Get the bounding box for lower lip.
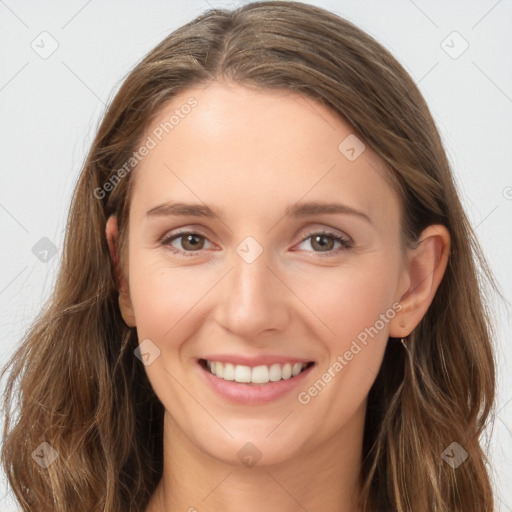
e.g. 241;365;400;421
199;361;315;405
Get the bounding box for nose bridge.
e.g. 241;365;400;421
215;240;288;336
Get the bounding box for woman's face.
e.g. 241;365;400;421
117;80;410;466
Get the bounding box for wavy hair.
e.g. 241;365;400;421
1;2;496;511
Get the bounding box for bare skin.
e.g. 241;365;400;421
106;80;450;512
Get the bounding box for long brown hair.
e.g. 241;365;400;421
1;2;497;511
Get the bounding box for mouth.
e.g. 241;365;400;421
199;358;315;385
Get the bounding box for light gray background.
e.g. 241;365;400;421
1;0;511;510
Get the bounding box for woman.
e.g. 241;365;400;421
1;2;496;511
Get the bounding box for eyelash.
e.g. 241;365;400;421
159;229;353;258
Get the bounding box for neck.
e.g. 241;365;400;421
147;404;366;512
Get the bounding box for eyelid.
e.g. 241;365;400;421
160;229;215;256
293;229;352;257
159;225;353;257
298;226;353;245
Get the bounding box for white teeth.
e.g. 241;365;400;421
223;363;235;380
251;365;269;384
282;363;292;379
234;365;252;383
269;363;282;381
205;360;309;384
292;362;303;377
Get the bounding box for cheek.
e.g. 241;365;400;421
127;250;220;354
295;261;399;346
291;264;398;437
292;259;399;405
126;255;217;406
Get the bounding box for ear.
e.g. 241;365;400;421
389;224;450;337
105;215;136;328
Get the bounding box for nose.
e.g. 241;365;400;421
214;247;290;340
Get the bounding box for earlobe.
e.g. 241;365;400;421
105;215;136;328
389;224;450;338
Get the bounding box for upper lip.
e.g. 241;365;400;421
199;354;314;367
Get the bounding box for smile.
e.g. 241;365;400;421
201;359;314;385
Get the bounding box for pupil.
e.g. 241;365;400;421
184;235;202;250
314;235;332;251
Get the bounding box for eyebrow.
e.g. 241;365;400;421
145;200;372;224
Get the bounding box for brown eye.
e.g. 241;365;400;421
179;234;205;251
161;232;211;256
310;234;336;252
297;230;352;256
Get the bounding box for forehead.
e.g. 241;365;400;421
129;80;398;227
